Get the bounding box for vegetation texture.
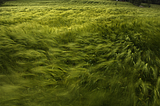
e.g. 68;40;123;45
0;0;160;106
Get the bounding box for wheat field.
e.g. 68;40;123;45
0;0;160;106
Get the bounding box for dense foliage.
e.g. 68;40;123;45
0;0;160;106
0;0;13;6
129;0;150;6
143;0;160;4
129;0;160;6
0;0;4;5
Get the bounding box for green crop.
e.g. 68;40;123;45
0;0;160;106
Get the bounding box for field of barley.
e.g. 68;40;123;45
0;0;160;106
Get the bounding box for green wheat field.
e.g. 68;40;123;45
0;0;160;106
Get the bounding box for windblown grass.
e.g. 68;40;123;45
0;0;160;106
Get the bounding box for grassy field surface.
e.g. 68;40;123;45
0;0;160;106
